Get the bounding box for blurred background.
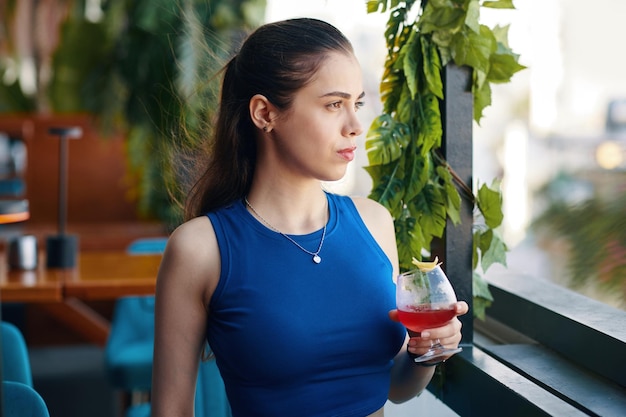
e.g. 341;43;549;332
1;0;624;415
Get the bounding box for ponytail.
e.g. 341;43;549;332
184;55;256;220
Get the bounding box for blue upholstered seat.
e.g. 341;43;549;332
125;237;169;255
1;322;50;416
2;380;50;417
1;321;33;387
194;359;232;416
112;359;232;417
104;295;155;391
104;238;166;415
104;237;167;392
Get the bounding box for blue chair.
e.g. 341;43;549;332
126;237;169;255
1;323;50;416
115;358;232;417
1;321;33;387
104;295;155;392
104;237;166;414
194;359;232;417
2;380;50;417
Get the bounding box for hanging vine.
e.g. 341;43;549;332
365;0;525;318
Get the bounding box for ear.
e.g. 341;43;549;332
249;94;277;133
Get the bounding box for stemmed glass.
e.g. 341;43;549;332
396;258;463;363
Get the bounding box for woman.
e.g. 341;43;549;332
151;17;468;417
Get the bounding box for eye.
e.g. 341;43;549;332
355;101;365;111
328;101;342;109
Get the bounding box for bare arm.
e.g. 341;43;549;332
351;196;467;403
151;216;221;417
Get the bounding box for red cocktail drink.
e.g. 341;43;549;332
397;305;456;333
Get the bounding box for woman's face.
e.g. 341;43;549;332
268;51;365;182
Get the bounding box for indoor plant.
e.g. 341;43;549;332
365;0;525;317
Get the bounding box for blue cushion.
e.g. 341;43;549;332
126;237;167;255
1;321;33;387
3;381;50;417
125;402;151;417
104;296;155;391
121;360;232;417
195;359;232;417
104;236;166;392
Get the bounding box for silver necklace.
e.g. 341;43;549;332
244;197;327;264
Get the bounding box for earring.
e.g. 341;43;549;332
263;125;268;132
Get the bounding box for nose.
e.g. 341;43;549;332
344;110;363;137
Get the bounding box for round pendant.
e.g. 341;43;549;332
313;255;321;264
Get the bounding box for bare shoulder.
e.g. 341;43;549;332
167;216;217;254
158;215;221;304
349;196;398;274
350;195;394;225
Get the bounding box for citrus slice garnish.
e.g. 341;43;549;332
411;256;442;272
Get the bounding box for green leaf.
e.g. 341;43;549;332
482;0;515;9
473;271;494;302
420;2;466;34
402;29;421;99
465;0;481;34
382;5;409;53
487;52;526;84
477;182;504;228
491;24;512;49
366;165;405;216
396;214;427;272
403;151;430;202
473;73;492;122
421;37;444;99
472;230;481;270
397;84;414;122
480;230;508;272
432;28;455;50
450;25;494;74
437;165;461;224
411;185;447;240
366;0;385;13
416;94;443;154
380;65;405;113
472;272;494;320
365;114;411;165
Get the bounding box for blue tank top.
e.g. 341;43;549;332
206;193;406;416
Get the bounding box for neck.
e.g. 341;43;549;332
245;185;328;235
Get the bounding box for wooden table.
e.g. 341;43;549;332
0;250;162;345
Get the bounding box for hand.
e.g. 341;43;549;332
389;301;469;358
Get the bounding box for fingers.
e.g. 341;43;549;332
412;316;463;350
388;309;399;322
455;301;469;316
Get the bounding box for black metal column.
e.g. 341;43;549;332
440;64;474;344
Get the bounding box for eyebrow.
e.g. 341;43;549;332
320;91;366;100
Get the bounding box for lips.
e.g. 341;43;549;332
338;146;357;162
